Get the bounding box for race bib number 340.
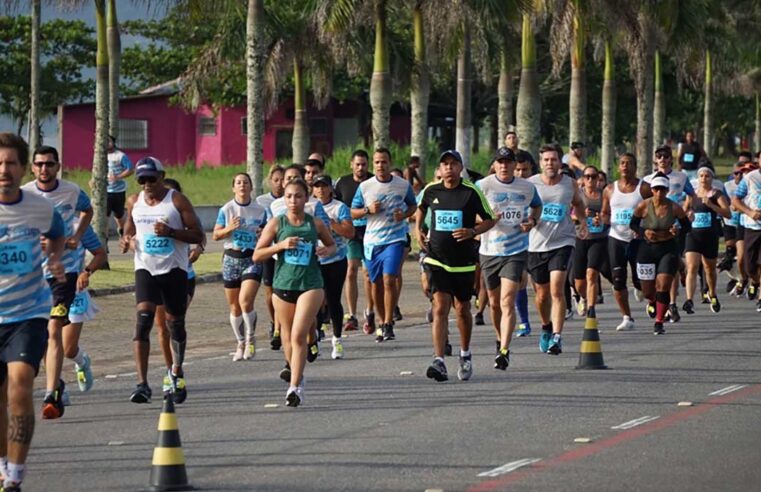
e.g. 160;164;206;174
0;240;34;275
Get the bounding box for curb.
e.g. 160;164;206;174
90;272;223;297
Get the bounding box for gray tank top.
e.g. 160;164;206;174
579;189;608;240
528;174;577;252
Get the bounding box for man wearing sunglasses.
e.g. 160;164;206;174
21;146;93;420
120;157;204;404
643;145;694;323
721;162;754;296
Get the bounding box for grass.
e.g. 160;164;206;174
89;251;222;290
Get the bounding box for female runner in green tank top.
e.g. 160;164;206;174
254;179;336;407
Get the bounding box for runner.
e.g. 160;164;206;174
106;135;134;237
253;179;336;406
683;167;730;313
21;145;93;420
630;172;692;334
390;167;410;322
213;173;267;361
333;151;372;334
416;150;496;381
476;147;541;370
351;148;417;342
0;132;66;492
513;155;536;335
120;157;204;404
731;162;761;310
312;174;354;359
600;153;652;331
256;165;285;349
723;163;753;296
528;145;588;355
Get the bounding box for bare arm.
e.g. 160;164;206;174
331;218;355;239
120;194;138;253
571;185;588;238
164;192;204;244
315;219;337;258
600;184;613;225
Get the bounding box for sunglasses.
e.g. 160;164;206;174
655;153;671;159
583;174;598;179
33;161;58;168
137;176;158;184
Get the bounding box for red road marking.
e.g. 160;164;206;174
469;383;761;492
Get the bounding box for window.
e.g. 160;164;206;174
117;119;148;150
276;130;293;160
310;117;328;136
199;117;217;136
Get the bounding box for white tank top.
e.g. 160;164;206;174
609;180;643;243
133;189;189;275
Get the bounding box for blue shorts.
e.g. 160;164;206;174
365;242;404;283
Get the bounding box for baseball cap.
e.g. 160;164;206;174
650;175;669;189
492;147;516;162
655;145;672;156
305;158;324;168
312;174;333;187
571;141;585;150
135;156;164;177
439;150;463;164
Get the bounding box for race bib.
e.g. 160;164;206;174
612;208;633;226
636;263;656;281
693;212;712;229
0;240;34;275
541;203;567;223
683;153;694;163
284;241;313;266
586;217;604;234
232;229;255;250
143;233;175;256
727;210;740;226
435;210;463;231
70;290;89;315
498;207;523;225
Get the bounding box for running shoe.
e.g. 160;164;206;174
343;314;358;332
474;312;485;326
717;254;733;272
270;329;282;351
756;299;761;313
2;482;21;491
653;322;666;335
682;299;695;315
61;387;71;407
495;339;501;354
701;290;710;304
75;353;94;392
167;370;187;404
445;341;452;357
286;385;304;407
363;311;376;335
667;303;681;323
457;355;473;381
279;363;291;383
646;302;656;319
425;307;433;323
633;288;644;302
547;334;563;355
375;327;384;343
539;330;552;353
393;306;403;321
726;279;738;294
233;342;245;361
162;372;172;394
596;293;604;304
515;323;531;337
710;296;721;313
317;323;326;342
383;324;395;341
244;340;256;360
747;284;758;300
576;297;586;317
564;308;574;321
41;380;65;419
615;317;635;331
331;336;344;359
494;349;510;370
735;280;747;298
426;358;448;382
129;383;152;404
307;342;320;362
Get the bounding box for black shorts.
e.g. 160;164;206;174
404;233;411;250
724;225;738;242
573;238;608;279
608;238;641;290
637;240;680;279
262;258;276;287
423;264;475;302
47;272;78;321
187;277;196;300
0;318;48;378
480;252;526;289
273;288;308;304
528;246;573;285
685;232;720;259
743;229;761;270
135;268;188;316
107;191;126;219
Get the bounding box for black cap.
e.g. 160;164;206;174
312;174;333;187
655;145;672;155
492;146;516;162
439;149;463;164
571;141;585;150
305;158;324;168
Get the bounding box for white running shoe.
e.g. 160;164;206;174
232;342;245;361
331;336;344;359
616;317;635;331
576;298;586;317
243;341;255;360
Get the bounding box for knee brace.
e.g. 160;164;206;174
168;317;187;367
655;291;670;305
612;267;627;291
134;310;154;342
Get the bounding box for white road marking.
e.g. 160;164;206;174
399;371;413;376
264;403;279;408
105;374;117;379
611;416;660;430
118;372;137;378
574;437;592;443
478;458;541;478
107;441;124;446
677;401;693;407
709;384;747;396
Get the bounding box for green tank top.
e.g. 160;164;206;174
641;200;675;232
273;214;324;291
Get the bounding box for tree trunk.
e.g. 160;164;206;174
455;19;472;167
569;7;586;146
92;0;110;245
497;49;513;142
703;50;713;158
410;3;429;178
516;14;541;159
755;93;760;154
653;50;665;153
107;0;121;140
601;39;615;175
370;0;391;149
28;0;41;158
246;0;265;195
631;16;655;177
291;58;309;164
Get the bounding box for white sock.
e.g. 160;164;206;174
229;314;244;343
70;347;86;367
0;457;7;480
434;356;445;363
5;462;24;485
460;349;471;358
242;311;257;344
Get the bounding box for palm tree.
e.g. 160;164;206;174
568;0;587;145
702;49;713;157
516;13;540;158
107;0;120;140
410;0;429;173
600;38;615;174
28;0;41;158
247;0;265;195
497;46;514;143
92;0;110;244
652;50;665;150
455;16;472;166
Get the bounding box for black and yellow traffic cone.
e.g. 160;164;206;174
149;396;193;491
576;307;607;370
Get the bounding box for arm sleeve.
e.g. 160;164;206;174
44;210;65;239
81;225;102;251
735;180;748;199
684;180;695;196
122;154;133;170
337;203;351;222
76;190;92;211
351;186;365;209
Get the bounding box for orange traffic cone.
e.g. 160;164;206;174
149;396;193;491
576;308;607;370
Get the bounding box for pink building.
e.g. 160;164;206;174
59;83;411;170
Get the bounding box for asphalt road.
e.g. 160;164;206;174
26;273;761;492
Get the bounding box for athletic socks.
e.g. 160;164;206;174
655;291;669;323
242;311;257;344
460;349;471;358
4;462;24;487
229;314;244;343
516;288;529;324
70;347;86;367
0;456;7;480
